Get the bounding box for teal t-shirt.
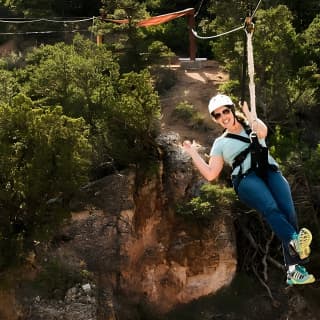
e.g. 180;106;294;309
209;129;278;176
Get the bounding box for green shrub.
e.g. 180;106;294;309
190;112;205;129
0;94;92;269
12;35;161;171
172;101;195;121
33;259;83;299
172;101;206;130
151;66;177;94
176;183;238;220
304;144;320;185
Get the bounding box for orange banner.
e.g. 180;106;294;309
105;8;194;27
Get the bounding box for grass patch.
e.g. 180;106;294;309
31;259;84;299
172;101;205;129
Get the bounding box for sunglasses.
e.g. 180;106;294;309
212;108;231;120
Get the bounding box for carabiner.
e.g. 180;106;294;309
249;131;257;142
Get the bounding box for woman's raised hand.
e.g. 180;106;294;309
182;140;200;156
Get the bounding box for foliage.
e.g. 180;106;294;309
268;125;301;166
205;5;319;160
20;35;120;122
172;101;205;129
13;35;161;170
176;183;237;220
106;69;161;167
145;40;175;65
17;35;119;170
253;7;297;122
147;18;190;57
0;94;92;269
96;0;184;71
32;259;84;299
150;66;177;94
172;101;195;121
304;144;320;185
2;0;101;17
283;0;320;32
298;15;320;101
97;0;151;72
0;52;24;71
0;69;20;105
190;111;205;129
0;35;162;269
3;0;56;16
253;6;299;120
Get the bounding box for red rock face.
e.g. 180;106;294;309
63;135;237;314
119;174;237;313
0;133;237;318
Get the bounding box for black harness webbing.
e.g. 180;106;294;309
225;125;269;180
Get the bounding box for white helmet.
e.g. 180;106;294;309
208;94;234;114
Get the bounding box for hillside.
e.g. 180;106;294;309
1;59;320;320
160;59;229;147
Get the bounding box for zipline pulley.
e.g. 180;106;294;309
244;16;254;34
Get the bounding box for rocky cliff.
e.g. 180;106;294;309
0;132;236;320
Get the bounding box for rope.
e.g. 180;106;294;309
0;16;96;37
194;0;206;17
240;31;247;104
246;28;257;123
0;30;92;35
192;0;262;40
0;17;95;24
251;0;263;18
191;25;243;40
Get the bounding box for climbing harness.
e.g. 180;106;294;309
225;124;270;183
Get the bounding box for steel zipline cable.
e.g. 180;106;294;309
0;16;96;36
194;0;207;18
192;25;244;40
191;0;263;127
0;16;95;24
0;30;92;35
251;0;263;18
191;0;262;40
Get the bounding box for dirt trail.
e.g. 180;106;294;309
160;60;229;146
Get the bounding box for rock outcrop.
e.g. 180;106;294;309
49;132;236;317
1;132;237;319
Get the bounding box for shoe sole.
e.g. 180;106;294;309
286;275;315;285
298;228;312;260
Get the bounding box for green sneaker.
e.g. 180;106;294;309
290;228;312;260
286;265;315;285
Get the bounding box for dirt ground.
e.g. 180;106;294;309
160;59;229;147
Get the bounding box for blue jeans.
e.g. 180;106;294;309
233;168;302;266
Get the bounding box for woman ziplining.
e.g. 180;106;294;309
182;10;315;286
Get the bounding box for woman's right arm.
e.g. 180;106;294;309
182;140;224;181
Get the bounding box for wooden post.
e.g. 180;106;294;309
188;9;196;61
97;34;103;45
97;8;106;46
